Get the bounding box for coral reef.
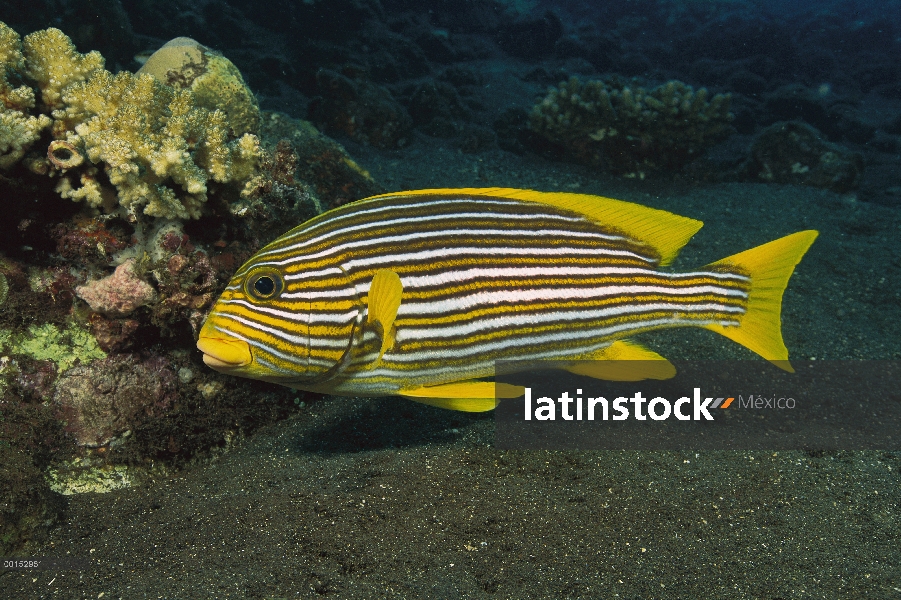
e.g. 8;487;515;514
744;121;864;193
54;353;178;448
147;234;218;333
0;22;262;220
529;76;734;174
52;215;130;264
86;314;140;353
75;258;157;317
0;23;52;169
136;37;261;137
257;111;383;210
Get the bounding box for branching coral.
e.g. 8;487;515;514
52;68;260;219
0;23;51;169
22;26;105;110
0;22;262;220
529;76;733;175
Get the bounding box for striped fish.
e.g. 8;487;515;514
197;188;817;411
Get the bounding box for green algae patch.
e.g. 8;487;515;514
46;458;133;495
0;321;106;373
0;273;8;306
45;456;169;495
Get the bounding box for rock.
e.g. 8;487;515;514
496;11;564;61
745;121;864;193
0;445;64;555
54;354;178;448
763;84;875;144
309;69;412;148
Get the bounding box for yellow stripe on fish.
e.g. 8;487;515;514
197;188;818;411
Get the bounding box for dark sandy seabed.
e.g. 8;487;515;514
4;133;901;599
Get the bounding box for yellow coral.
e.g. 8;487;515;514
0;110;51;169
22;27;104;110
0;23;52;169
136;37;261;136
0;21;20;65
0;22;262;220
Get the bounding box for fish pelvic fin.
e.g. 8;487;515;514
703;230;818;372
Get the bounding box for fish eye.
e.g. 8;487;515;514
245;269;284;301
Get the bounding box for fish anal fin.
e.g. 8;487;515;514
565;340;677;381
399;381;525;412
367;269;403;357
406;396;499;412
369;188;702;266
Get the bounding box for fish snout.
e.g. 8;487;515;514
197;335;252;369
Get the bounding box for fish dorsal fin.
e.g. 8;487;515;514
566;340;677;381
369;188;703;266
399;381;525;412
367;269;403;358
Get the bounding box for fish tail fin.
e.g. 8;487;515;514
703;230;818;372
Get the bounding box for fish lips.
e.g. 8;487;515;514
197;335;253;369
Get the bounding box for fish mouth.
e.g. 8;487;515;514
197;335;252;369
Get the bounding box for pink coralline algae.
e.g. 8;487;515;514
75;258;157;316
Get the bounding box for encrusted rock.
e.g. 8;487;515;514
54;354;178;447
76;258;157;317
745;121;864;192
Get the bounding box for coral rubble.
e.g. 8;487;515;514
529;76;734;175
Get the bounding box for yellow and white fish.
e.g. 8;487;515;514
197;188;817;411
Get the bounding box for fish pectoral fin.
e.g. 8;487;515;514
367;269;403;358
565;340;677;381
399;381;525;412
